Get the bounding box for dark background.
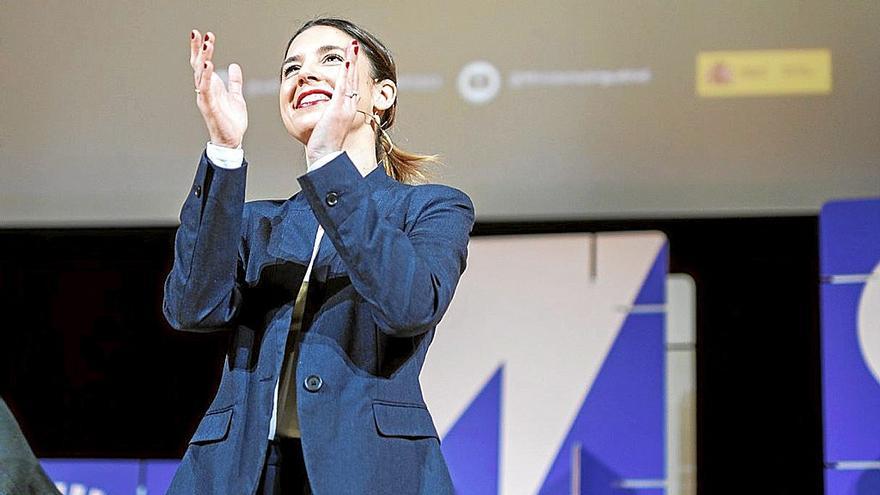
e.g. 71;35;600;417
0;216;823;495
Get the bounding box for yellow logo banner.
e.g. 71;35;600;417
697;49;832;97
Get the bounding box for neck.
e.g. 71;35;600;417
305;127;378;178
342;145;379;177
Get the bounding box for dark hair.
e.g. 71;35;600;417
285;18;436;183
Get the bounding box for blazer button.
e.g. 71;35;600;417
193;184;202;197
325;192;338;207
304;375;323;392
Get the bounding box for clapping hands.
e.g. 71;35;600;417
190;30;248;148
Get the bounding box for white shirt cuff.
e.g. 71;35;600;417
307;151;343;173
206;142;245;170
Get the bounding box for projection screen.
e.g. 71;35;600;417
1;0;878;225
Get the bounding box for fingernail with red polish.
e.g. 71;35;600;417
203;43;207;50
352;40;358;45
345;61;350;69
204;34;210;41
191;32;195;39
204;62;207;69
354;45;359;55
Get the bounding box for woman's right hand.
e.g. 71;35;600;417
190;30;248;148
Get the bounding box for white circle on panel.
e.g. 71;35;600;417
858;261;880;385
457;61;501;105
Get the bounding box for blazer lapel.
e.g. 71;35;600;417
266;195;319;265
268;166;400;274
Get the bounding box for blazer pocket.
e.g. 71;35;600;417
372;402;439;440
190;408;233;445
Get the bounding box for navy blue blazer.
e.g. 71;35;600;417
162;151;473;494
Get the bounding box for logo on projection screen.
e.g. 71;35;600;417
696;49;832;97
457;61;502;104
238;62;653;103
859;262;880;384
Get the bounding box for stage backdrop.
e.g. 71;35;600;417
820;198;880;494
421;232;668;494
2;0;879;225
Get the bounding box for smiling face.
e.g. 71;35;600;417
279;25;380;145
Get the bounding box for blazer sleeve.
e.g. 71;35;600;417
163;150;248;332
298;152;475;338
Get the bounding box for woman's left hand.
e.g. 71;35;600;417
305;39;361;164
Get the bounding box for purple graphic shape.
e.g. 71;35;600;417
820;198;880;277
825;468;880;495
822;282;880;461
441;366;502;495
40;459;140;495
144;459;180;494
539;244;667;494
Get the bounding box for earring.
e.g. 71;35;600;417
356;109;394;155
373;113;394;154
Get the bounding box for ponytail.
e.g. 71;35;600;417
376;130;437;185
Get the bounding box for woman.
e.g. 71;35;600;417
163;18;473;495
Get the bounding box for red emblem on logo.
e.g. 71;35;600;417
707;62;734;85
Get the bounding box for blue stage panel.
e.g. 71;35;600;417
825;468;880;495
821;282;880;460
144;459;180;494
820;198;880;278
820;198;880;463
40;459;140;495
